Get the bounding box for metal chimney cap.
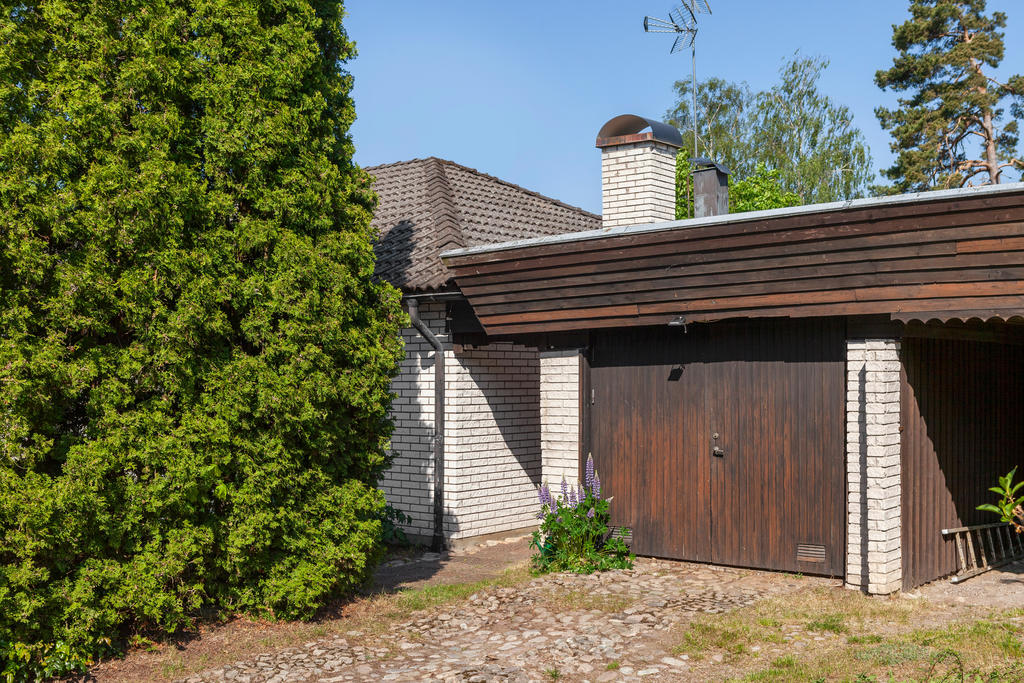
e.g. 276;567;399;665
689;157;731;176
596;114;683;148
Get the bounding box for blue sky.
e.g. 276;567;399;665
346;1;1022;214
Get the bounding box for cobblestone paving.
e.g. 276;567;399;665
180;559;835;683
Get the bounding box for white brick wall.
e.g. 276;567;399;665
382;302;447;538
846;339;902;595
601;141;678;228
384;301;562;543
540;350;581;485
445;342;542;539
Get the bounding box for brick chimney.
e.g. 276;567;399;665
596;115;683;228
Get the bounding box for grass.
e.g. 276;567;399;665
673;620;776;660
663;587;1024;681
807;613;848;634
543;589;634;614
158;657;186;680
745;656;797;681
667;587;1024;683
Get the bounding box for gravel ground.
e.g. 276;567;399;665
169;547;1024;683
910;558;1024;608
176;557;834;683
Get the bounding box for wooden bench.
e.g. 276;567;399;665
941;522;1024;583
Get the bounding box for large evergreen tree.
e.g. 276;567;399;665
0;1;403;675
876;0;1024;190
666;54;874;205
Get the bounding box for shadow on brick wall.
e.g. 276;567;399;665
456;349;542;489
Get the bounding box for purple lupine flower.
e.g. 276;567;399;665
585;454;595;490
578;484;585;505
538;483;552;508
587;507;596;519
568;485;577;507
560;478;569;504
593;472;601;497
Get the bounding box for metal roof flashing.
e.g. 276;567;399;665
440;182;1024;262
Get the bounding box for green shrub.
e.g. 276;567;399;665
0;1;404;678
530;455;633;573
978;467;1024;534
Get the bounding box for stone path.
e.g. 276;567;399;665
371;535;534;594
179;558;834;683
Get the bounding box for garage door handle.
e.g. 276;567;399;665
712;446;725;457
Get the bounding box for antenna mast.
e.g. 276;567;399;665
644;1;712;160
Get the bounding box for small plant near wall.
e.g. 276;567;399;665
381;504;414;547
530;455;633;573
978;467;1024;533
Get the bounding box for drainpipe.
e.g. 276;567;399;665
406;298;446;551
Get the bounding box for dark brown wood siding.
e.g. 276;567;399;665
900;336;1024;589
443;191;1024;336
589;318;846;575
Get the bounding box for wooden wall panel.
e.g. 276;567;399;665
442;190;1024;336
901;337;1024;588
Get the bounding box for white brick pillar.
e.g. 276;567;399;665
846;339;902;594
540;349;581;485
597;134;680;228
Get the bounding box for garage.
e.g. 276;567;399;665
586;319;846;575
442;180;1024;593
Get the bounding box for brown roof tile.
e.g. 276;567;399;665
368;157;600;292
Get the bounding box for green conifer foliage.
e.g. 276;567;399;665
0;1;404;674
876;0;1024;190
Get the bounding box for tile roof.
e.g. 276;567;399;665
368;157;601;292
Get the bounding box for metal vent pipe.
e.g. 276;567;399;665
406;297;446;551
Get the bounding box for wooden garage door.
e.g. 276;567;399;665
588;318;846;576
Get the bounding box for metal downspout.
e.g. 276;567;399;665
406;298;446;551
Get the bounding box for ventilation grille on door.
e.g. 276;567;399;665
796;543;826;563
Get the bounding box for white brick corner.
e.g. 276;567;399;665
540;349;581;486
846;338;902;594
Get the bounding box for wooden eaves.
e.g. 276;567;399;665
440;183;1024;337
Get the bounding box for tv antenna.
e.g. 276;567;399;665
644;1;712;160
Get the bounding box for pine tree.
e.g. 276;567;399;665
876;0;1024;191
0;1;404;673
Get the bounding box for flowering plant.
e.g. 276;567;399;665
530;454;633;573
